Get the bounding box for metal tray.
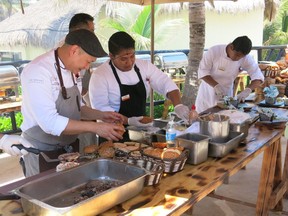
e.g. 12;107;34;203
176;133;210;165
208;131;243;158
13;159;147;216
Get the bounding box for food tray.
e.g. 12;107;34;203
142;149;189;173
208;131;243;158
13;159;147;216
258;100;284;108
118;157;164;186
127;126;162;144
176;133;210;165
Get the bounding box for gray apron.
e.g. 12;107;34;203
22;49;81;177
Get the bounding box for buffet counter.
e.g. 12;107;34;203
0;107;287;216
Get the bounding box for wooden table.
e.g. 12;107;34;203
0;108;287;216
0;100;21;133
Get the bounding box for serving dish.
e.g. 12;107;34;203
12;159;147;216
176;133;210;165
208;131;243;158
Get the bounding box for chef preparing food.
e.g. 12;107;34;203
89;31;198;140
195;35;264;113
20;29;125;177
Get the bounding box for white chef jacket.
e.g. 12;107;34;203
21;50;83;136
89;59;178;111
195;45;264;113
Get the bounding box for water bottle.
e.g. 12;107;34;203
166;116;176;148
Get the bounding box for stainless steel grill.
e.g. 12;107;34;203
154;52;188;76
0;65;20;100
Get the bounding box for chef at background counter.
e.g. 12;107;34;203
195;36;264;113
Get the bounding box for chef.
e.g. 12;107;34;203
89;31;198;140
195;36;264;113
20;29;124;177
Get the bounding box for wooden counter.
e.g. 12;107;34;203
0;108;287;216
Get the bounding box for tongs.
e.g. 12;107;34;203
12;144;60;162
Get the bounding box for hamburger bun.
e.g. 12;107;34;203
115;121;125;136
140;116;153;124
83;144;98;154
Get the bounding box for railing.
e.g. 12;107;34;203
0;45;286;133
136;45;287;62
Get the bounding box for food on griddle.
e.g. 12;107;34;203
98;141;115;158
56;161;80;172
140;116;153;124
74;179;123;204
58;152;81;162
83;144;99;154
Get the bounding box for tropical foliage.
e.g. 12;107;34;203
99;4;185;50
263;0;288;45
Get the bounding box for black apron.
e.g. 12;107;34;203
110;61;146;141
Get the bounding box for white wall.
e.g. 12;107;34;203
154;7;264;51
0;7;264;60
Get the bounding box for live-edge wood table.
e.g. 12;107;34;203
0;108;287;216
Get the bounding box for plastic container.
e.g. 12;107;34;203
165;116;176;148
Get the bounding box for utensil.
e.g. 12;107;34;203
12;144;60;162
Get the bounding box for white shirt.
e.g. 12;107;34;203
21;50;83;136
89;59;178;111
195;44;264;113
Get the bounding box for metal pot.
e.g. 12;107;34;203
199;114;230;142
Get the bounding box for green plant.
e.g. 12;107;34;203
0;111;23;132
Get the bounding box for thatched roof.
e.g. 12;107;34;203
0;0;271;48
0;0;106;48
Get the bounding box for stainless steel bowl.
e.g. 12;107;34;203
199;114;230;142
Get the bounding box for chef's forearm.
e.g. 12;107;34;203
80;105;103;121
246;79;263;91
167;89;182;106
61;119;95;135
201;75;218;87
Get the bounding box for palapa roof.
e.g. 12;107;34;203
0;0;272;48
0;0;106;48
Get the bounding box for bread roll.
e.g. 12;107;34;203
83;144;98;154
140;116;153;124
115;121;125;136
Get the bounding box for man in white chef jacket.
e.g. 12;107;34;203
195;36;264;113
20;30;124;177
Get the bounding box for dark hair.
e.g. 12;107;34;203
108;31;135;55
69;13;94;32
231;36;252;55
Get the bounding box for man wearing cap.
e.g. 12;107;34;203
20;29;124;177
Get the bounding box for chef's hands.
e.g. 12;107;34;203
174;104;190;123
0;135;33;156
237;88;252;102
95;122;124;141
214;84;225;99
100;111;125;123
128;116;153;128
